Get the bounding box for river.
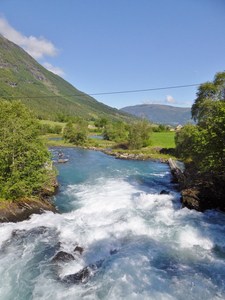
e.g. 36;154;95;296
0;148;225;299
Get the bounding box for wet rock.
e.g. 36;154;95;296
63;267;90;284
52;251;75;262
168;158;186;187
160;190;170;195
181;188;202;211
11;229;27;238
62;259;104;284
11;226;48;239
74;246;84;255
110;249;118;255
0;198;58;223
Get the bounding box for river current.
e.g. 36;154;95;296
1;148;225;300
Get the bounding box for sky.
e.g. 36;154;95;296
0;0;225;109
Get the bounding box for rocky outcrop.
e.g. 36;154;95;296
169;159;225;212
62;266;91;284
52;251;75;262
0;177;58;223
0;197;57;223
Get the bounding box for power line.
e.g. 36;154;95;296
0;83;201;99
89;83;201;96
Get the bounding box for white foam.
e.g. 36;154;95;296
1;167;225;299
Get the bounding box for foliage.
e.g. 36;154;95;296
63;120;88;145
152;124;170;132
102;119;152;149
38;123;62;135
0;100;53;200
175;124;199;160
176;71;225;174
192;72;225;124
193;101;225;172
128;120;152;149
94;117;109;129
103;121;128;142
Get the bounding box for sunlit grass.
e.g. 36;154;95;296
151;132;175;148
43;130;177;160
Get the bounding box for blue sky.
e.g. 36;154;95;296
0;0;225;108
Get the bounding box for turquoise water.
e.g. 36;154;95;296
0;148;225;299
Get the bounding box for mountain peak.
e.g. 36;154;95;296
0;35;132;122
120;104;193;125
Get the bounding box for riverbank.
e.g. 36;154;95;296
0;197;57;223
0;175;58;223
169;159;225;212
44;133;177;162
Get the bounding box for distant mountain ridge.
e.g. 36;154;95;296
120;104;193;125
0;34;132;122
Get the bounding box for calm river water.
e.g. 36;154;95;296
1;148;225;300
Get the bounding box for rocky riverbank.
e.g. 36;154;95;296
84;146;169;162
0;177;58;223
169;159;225;212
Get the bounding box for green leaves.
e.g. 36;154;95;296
176;71;225;175
0;100;52;200
63;120;88;145
128;120;152;150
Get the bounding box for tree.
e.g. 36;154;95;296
176;71;225;175
103;121;128;142
63;121;76;141
94;117;108;129
63;120;88;145
128;120;152;149
175;124;198;161
0;100;53;199
192;72;225;123
194;101;225;173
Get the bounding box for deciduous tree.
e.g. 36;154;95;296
0;100;52;199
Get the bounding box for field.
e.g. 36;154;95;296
151;132;175;148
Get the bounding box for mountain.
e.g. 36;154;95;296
0;35;132;122
120;104;193;125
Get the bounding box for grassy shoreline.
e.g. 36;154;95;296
43;132;177;162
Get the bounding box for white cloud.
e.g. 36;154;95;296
42;62;65;76
165;95;176;104
0;17;58;59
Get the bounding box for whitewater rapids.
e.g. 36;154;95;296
0;148;225;300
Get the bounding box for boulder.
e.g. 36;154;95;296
52;251;75;262
62;259;104;284
110;249;118;255
181;188;202;211
74;246;84;255
160;190;170;195
0;198;57;223
62;267;90;284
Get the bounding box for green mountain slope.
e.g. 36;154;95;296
120;104;193;125
0;35;131;122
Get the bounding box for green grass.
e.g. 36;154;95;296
43;131;177;161
151;132;175;148
39;120;66;128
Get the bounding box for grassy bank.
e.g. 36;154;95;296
151;132;175;148
43;131;177;161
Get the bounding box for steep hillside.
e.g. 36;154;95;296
0;35;131;122
120;104;193;125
